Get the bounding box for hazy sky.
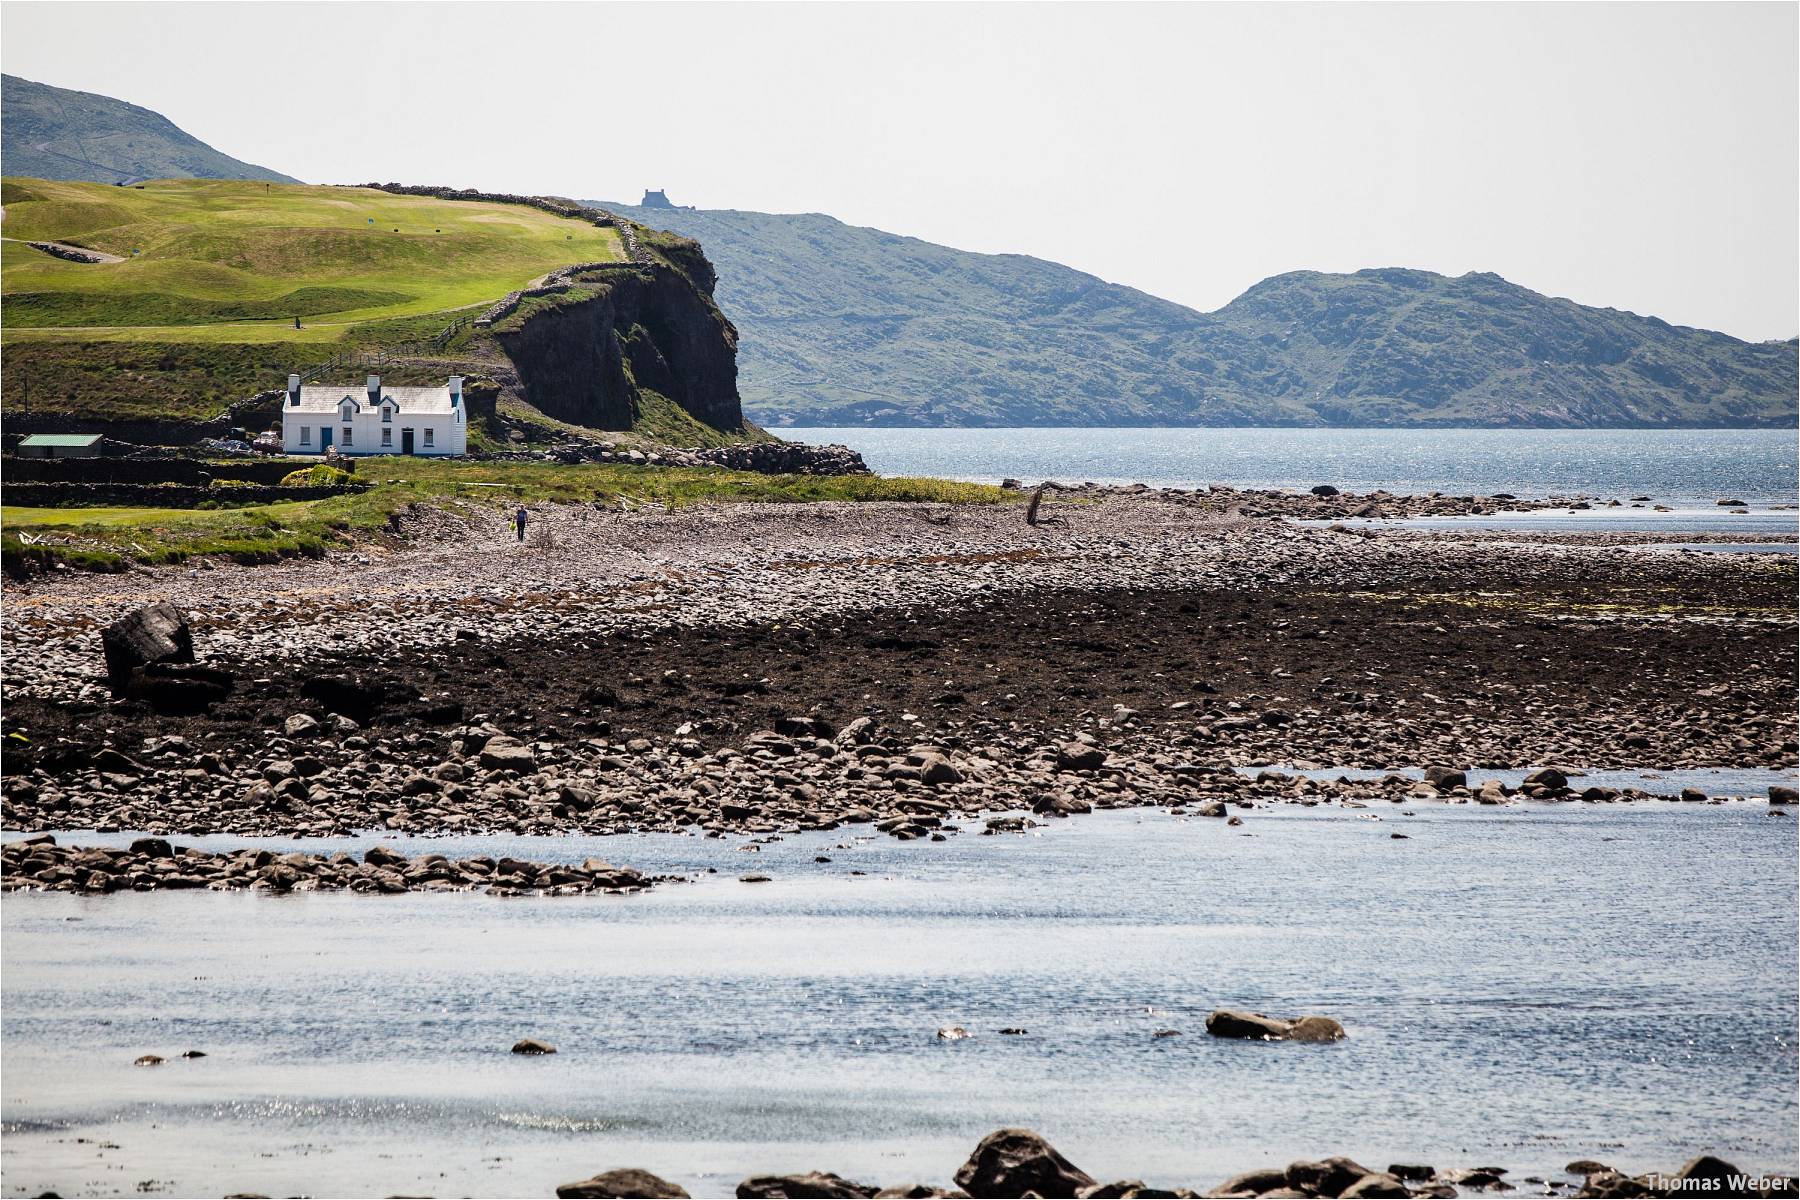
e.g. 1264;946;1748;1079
4;2;1795;340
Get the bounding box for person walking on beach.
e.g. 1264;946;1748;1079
514;505;528;543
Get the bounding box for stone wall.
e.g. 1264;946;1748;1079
3;482;369;508
28;241;107;264
2;456;340;485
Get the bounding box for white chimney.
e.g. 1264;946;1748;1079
448;375;463;407
366;374;381;403
287;374;301;406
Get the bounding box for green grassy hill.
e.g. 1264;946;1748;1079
601;200;1798;429
3;178;623;341
2;74;296;186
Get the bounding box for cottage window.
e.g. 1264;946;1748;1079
382;407;393;423
381;427;392;447
424;428;435;448
342;426;354;446
300;426;311;446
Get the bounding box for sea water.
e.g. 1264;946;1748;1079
4;803;1796;1197
785;427;1800;510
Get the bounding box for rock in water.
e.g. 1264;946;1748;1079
954;1128;1098;1198
1668;1156;1742;1190
1203;1010;1292;1040
1204;1009;1346;1042
1340;1172;1412;1197
1209;1167;1289;1195
1285;1157;1373;1197
1522;767;1568;791
557;1169;691;1198
102;602;194;686
1310;484;1340;496
1422;766;1467;790
1285;1015;1348;1043
1770;786;1796;805
735;1172;879;1198
510;1038;556;1055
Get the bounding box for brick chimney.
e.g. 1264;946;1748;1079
448;375;463;408
287;374;301;406
366;375;381;403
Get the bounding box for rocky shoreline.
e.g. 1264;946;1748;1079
0;833;663;895
553;1128;1796;1199
3;494;1793;842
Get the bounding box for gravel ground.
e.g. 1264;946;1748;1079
2;492;1794;842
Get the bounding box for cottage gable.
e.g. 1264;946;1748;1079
281;373;466;457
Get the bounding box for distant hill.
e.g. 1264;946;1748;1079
597;199;1797;429
2;74;296;185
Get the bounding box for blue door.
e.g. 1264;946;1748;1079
320;427;333;452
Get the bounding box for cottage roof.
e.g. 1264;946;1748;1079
18;433;104;448
290;385;457;415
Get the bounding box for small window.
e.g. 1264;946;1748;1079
382;407;392;423
300;426;311;445
381;427;392;447
342;427;353;446
424;428;435;447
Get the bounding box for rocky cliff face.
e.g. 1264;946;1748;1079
492;251;744;435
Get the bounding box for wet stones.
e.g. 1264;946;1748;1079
1204;1010;1346;1043
479;735;538;773
954;1128;1098;1199
511;1038;556;1055
1057;742;1108;771
736;1173;879;1199
557;1169;692;1199
0;838;661;898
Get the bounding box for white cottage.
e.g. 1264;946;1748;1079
281;374;467;457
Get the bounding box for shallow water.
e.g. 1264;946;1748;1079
4;806;1796;1198
1328;508;1800;536
787;427;1800;508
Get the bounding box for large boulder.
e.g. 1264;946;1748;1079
1056;742;1108;772
102;603;193;687
1285;1158;1372;1198
954;1128;1098;1198
1205;1167;1288;1196
1203;1010;1292;1040
557;1170;690;1198
1769;786;1796;805
480;735;538;774
1668;1157;1741;1189
735;1173;879;1199
1522;767;1569;791
1285;1016;1347;1043
1340;1173;1410;1198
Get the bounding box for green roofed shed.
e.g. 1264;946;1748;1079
16;434;105;458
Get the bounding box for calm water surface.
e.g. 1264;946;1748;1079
4;805;1796;1198
787;427;1800;509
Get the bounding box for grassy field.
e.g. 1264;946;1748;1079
1;178;623;341
2;459;1015;572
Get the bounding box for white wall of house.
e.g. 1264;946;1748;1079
282;375;467;457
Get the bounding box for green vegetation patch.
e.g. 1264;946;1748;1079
3;460;1015;571
280;464;355;486
4;285;414;328
1;177;624;342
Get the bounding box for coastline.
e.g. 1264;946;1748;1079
3;484;1796;1197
